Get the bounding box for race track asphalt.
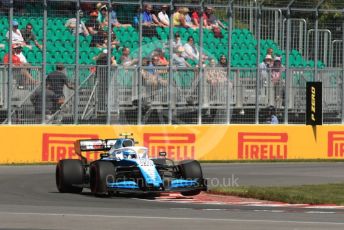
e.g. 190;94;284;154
0;163;344;230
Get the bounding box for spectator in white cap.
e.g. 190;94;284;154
259;54;273;87
6;20;25;46
172;46;191;67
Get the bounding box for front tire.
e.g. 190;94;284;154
56;159;84;193
90;161;115;196
179;160;204;196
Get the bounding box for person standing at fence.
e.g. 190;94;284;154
97;4;109;30
3;44;37;87
270;56;285;108
30;82;59;121
259;54;273;87
46;63;74;111
64;11;89;37
21;23;43;50
86;11;103;47
120;47;138;67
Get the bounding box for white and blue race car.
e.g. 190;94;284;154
56;135;207;196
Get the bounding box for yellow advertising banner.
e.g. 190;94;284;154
0;125;344;164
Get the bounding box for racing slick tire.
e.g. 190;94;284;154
179;160;204;196
90;161;116;196
56;159;84;193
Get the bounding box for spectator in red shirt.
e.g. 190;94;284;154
191;9;210;28
3;44;37;86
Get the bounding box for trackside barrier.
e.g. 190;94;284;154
0;125;344;164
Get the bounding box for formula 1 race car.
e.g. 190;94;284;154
55;134;207;196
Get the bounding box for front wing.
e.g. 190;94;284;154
106;178;207;194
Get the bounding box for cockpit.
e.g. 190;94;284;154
108;147;148;160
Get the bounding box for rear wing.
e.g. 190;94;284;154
74;138;135;162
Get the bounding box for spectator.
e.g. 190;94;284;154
271;56;285;108
266;47;274;59
11;43;28;65
3;44;36;86
93;38;114;112
184;8;197;29
142;57;158;87
110;3;131;28
205;7;226;29
93;49;117;66
141;4;159;37
183;36;207;61
158;5;170;27
6;20;25;47
267;106;279;124
90;30;106;48
86;11;101;35
103;31;120;49
151;7;165;27
142;4;155;26
173;7;192;28
205;7;225;38
191;8;210;28
172;32;182;49
120;47;138;67
97;4;109;29
46;63;74;108
64;12;89;37
206;59;227;85
30;82;60;120
172;46;191;67
259;54;273;88
218;55;228;67
21;23;42;50
183;36;198;60
154;48;169;66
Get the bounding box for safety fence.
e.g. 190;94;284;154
0;65;343;124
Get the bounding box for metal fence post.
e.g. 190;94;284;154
137;0;143;125
226;1;233;124
168;1;174;124
74;0;80;124
198;2;204;125
106;0;112;125
314;11;319;82
7;0;13;124
255;3;261;124
284;6;292;124
342;22;344;124
42;0;47;124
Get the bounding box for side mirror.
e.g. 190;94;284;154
159;152;167;157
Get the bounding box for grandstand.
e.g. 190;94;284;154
0;0;343;125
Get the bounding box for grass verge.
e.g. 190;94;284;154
209;183;344;205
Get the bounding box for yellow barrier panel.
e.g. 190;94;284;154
0;125;344;164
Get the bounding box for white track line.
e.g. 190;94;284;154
0;212;344;225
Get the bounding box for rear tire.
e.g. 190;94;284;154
90;161;115;196
179;160;203;196
56;159;84;193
